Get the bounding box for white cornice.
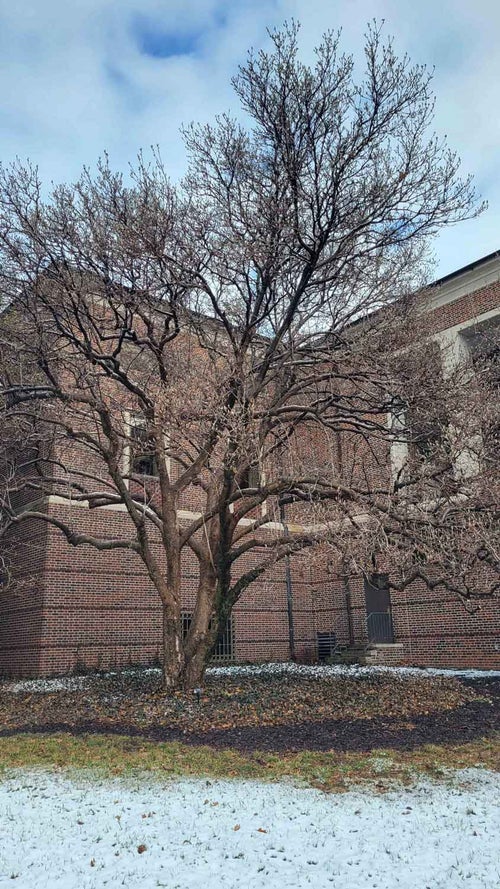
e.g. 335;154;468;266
18;495;303;533
424;254;500;313
15;495;370;536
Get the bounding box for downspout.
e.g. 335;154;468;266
337;436;354;647
279;498;296;661
342;559;355;646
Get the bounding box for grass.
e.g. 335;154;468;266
1;669;497;791
0;732;498;792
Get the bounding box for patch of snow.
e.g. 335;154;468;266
208;662;500;681
2;668;161;694
2;661;499;694
4;676;94;694
0;769;498;888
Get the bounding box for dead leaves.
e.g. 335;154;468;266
0;671;488;741
232;824;267;833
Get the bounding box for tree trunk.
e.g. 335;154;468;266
184;564;220;689
178;643;211;690
161;612;214;690
161;609;185;691
160;561;221;691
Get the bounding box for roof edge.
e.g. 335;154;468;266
430;249;500;289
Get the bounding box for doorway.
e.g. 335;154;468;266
364;574;394;643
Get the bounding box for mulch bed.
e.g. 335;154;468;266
1;670;498;755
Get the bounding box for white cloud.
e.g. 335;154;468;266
0;0;498;276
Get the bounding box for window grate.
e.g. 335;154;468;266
181;611;235;663
317;631;337;661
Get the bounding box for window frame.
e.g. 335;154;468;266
238;458;268;517
124;412;170;483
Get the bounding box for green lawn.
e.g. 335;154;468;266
0;732;498;791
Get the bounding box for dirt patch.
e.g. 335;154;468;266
0;670;497;755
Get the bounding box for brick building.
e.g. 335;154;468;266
1;250;499;676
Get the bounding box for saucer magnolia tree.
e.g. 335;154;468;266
0;24;496;690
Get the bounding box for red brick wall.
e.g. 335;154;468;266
0;520;49;677
428;279;500;332
389;580;499;669
329;569;500;670
1;266;499;677
23;502;320;676
1;501;499;677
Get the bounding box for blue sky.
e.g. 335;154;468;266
0;0;499;277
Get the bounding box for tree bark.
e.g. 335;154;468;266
161;608;185;691
160;564;219;691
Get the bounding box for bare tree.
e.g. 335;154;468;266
0;23;496;689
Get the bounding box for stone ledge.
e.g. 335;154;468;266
371;643;404;649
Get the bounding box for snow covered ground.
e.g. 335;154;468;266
0;770;498;888
209;662;500;681
3;661;500;694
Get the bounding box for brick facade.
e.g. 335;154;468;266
1;252;499;677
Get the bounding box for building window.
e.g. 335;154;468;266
390;342;451;474
241;462;261;490
130;423;158;477
181;611;235;663
409;412;449;464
